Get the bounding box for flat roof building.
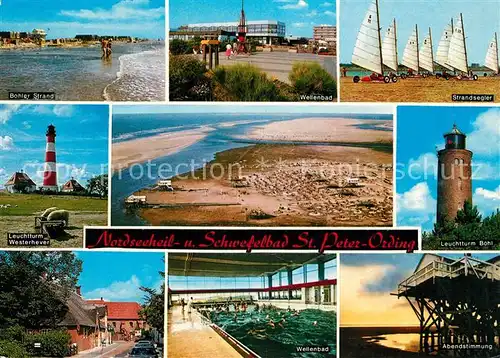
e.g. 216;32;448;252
171;20;286;45
313;25;336;43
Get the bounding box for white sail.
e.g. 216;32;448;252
446;14;468;73
435;22;454;70
382;20;398;71
402;27;419;72
352;0;383;74
484;33;499;74
419;30;434;72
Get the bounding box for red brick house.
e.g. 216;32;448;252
56;287;110;352
86;299;147;341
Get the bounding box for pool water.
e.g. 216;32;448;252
209;307;336;357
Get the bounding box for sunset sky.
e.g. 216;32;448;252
340;253;497;327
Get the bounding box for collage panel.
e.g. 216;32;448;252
111;105;393;227
396;105;500;250
0;0;165;101
169;0;337;102
167;253;337;358
0;104;109;249
0;250;165;357
340;253;500;358
339;0;500;102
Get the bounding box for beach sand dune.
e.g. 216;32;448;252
133;144;393;227
112;127;214;171
340;76;500;102
242;118;392;143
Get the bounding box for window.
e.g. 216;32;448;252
130;322;134;327
454;158;459;165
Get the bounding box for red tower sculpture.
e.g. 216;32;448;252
42;124;58;191
436;124;473;223
236;0;248;54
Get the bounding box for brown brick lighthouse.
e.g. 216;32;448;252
436;124;473;223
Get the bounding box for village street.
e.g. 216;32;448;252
73;341;135;358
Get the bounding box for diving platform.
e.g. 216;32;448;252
395;254;500;357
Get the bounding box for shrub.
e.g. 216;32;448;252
0;340;28;358
0;325;25;342
24;330;71;357
212;64;287;101
169;39;190;55
289;62;337;98
169;55;211;101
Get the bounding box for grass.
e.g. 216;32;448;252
0;192;107;216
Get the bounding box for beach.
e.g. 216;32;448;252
112;126;215;171
127;117;394;227
0;41;165;101
341;327;426;358
340;76;500;102
243;118;393;143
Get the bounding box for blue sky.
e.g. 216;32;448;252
170;0;336;38
113;104;391;114
396;106;500;232
0;104;108;188
0;0;165;39
340;0;500;64
75;251;164;303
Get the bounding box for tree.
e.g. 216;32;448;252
455;200;482;225
86;174;108;198
170;39;190;55
0;252;82;329
139;259;165;334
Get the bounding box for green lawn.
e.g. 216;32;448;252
0;192;107;216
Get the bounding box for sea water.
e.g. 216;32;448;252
110;113;393;225
0;41;165;101
209;307;336;357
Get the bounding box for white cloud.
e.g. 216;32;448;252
0;136;14;151
53;105;74;117
84;275;142;301
0;105;21;124
280;0;308;9
273;0;295;2
321;1;334;6
397;182;436;212
324;10;335;16
396;182;436;227
474;185;500;217
22;121;31;129
467;108;500;157
60;0;164;21
407;152;437;178
292;22;308;28
306;10;318;17
472;161;500;180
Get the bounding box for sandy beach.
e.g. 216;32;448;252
112;127;215;171
340;76;500;102
133;143;393;227
242;118;393;143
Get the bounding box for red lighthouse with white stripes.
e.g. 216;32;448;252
42;124;58;191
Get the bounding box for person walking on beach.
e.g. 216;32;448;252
101;39;109;58
106;39;112;57
342;67;347;77
187;296;193;314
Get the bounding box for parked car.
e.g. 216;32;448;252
128;347;158;358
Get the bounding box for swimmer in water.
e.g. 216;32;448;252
268;320;275;328
313;321;318;326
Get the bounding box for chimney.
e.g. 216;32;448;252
100;297;103;301
76;286;81;296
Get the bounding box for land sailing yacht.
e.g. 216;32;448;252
381;18;400;80
445;13;478;81
419;28;435;76
400;24;428;78
435;19;454;79
484;32;499;76
352;0;398;83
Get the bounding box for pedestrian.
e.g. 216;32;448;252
187;296;193;314
225;44;232;59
